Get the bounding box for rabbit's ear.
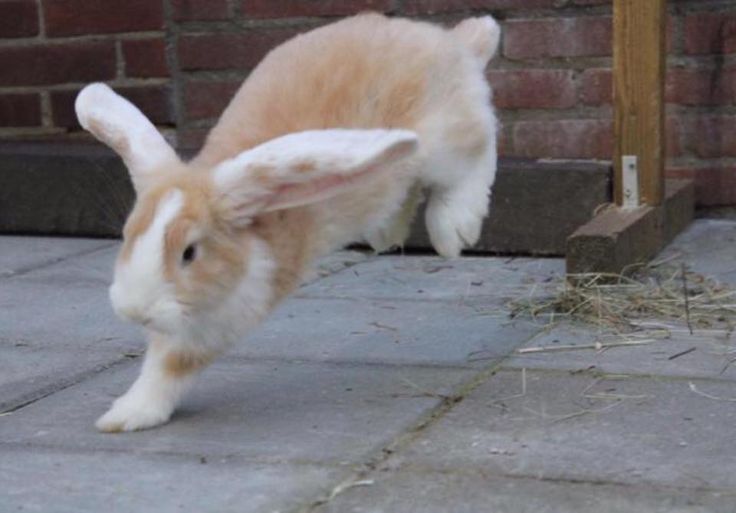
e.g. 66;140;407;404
212;129;418;226
75;83;180;194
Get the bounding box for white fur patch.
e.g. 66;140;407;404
213;129;419;217
179;236;276;351
110;189;184;329
96;337;195;432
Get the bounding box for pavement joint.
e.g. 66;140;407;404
295;327;546;513
0;441;358;471
497;363;736;385
0;240;118;280
361;463;736;497
0;355;135;414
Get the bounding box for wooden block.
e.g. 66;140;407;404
663;179;695;245
566;179;694;275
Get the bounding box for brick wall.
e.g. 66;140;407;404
0;0;734;206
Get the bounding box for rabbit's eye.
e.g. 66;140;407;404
182;244;197;265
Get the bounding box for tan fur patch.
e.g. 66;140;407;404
252;207;316;307
163;350;214;377
119;163;191;262
293;160;316;174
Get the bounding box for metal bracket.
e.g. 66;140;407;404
621;155;639;209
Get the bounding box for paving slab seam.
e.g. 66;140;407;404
223;354;482;371
302;251;375;281
293;327;547;513
293;292;522;308
300;254;375;286
496;365;736;385
379;463;736;497
0;441;358;471
0;240;118;280
0;356;137;414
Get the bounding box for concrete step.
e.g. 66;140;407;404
0;142;611;255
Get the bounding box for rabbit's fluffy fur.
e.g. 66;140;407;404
75;13;500;432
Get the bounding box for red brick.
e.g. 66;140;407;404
43;0;164;37
184;80;241;120
402;0;558;15
0;0;39;38
0;41;115;86
504;16;612;60
580;68;611;106
690;116;736;158
512;119;612;159
666;116;682;158
0;93;41;127
666;67;736;106
242;0;393;18
685;11;736;55
487;69;576;110
51;85;174;128
178;28;302;71
123;38;169;78
172;0;230;21
497;125;512;157
667;166;736;207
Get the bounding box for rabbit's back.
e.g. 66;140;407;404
197;13;486;165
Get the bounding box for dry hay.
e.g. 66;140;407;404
509;258;736;333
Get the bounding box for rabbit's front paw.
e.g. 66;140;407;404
96;393;173;433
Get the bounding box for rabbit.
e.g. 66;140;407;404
75;12;501;432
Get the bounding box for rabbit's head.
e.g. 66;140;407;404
75;83;417;340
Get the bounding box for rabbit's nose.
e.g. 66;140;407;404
109;283;152;326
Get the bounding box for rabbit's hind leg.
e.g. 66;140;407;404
425;146;496;258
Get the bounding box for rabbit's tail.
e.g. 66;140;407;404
452;16;501;67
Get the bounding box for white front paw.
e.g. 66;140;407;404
95;394;174;433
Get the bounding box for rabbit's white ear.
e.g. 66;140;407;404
75;83;179;194
212;129;418;225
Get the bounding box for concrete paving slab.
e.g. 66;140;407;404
0;445;341;513
0;240;370;412
303;250;371;285
318;468;735;513
0;245;137;350
0;359;473;464
659;219;736;285
505;321;736;381
297;255;564;304
0;245;142;411
0;235;113;277
0;346;135;413
392;369;736;490
240;297;539;367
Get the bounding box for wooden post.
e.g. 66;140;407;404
613;0;667;207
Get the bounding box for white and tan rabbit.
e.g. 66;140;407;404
75;13;500;432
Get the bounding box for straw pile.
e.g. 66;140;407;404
509;259;736;332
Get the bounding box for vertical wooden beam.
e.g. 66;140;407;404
613;0;667;206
